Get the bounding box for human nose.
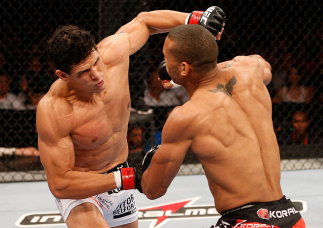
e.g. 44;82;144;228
90;67;101;80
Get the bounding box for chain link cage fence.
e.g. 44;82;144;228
0;0;322;182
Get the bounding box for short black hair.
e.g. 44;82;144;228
167;24;218;74
47;25;97;74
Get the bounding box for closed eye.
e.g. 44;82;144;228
77;69;89;77
94;56;100;65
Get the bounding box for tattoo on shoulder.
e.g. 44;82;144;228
225;63;231;68
208;76;237;98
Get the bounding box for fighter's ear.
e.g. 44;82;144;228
181;62;190;77
56;70;69;82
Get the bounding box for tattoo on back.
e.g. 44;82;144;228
208;76;237;98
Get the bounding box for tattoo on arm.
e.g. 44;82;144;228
208;76;237;98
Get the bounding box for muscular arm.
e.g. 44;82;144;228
36;98;117;199
141;108;191;199
116;10;188;55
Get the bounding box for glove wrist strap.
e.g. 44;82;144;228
120;168;136;190
185;11;204;24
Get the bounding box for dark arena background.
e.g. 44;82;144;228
0;0;322;182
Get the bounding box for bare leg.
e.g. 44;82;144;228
66;203;138;228
66;203;110;228
114;219;138;228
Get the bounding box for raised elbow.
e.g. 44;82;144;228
134;11;149;24
135;11;157;34
137;11;148;17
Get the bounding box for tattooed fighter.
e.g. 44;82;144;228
140;25;305;228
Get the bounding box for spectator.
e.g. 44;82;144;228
0;147;41;171
18;57;46;110
278;111;322;145
127;124;145;154
144;68;189;107
0;72;25;110
127;124;148;171
272;65;311;103
145;106;174;151
30;44;57;92
0;147;40;157
144;68;189;131
270;50;294;94
18;74;44;110
309;63;323;104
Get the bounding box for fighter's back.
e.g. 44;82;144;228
182;55;283;213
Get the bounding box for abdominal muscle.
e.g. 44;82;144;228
72;137;129;173
68;90;131;173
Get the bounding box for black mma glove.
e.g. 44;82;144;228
114;167;143;193
142;144;160;172
158;60;171;81
185;6;226;36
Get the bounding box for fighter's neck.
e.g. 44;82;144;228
67;91;99;104
59;80;101;104
186;67;223;97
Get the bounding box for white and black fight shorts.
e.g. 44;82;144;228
55;161;138;227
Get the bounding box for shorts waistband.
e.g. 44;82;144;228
102;161;129;174
221;196;287;216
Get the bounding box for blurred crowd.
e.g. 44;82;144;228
1;31;322;170
1;0;322;170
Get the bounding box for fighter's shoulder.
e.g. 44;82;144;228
37;87;73;124
38;94;70;111
223;56;261;81
170;102;198;118
97;33;130;65
230;55;263;69
98;33;129;52
164;103;198;135
37;94;73;139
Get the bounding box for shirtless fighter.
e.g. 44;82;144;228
36;6;225;228
141;25;306;228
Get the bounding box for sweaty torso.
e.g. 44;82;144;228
49;34;131;173
70;82;130;172
185;56;283;213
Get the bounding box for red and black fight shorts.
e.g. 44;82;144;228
212;196;305;228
